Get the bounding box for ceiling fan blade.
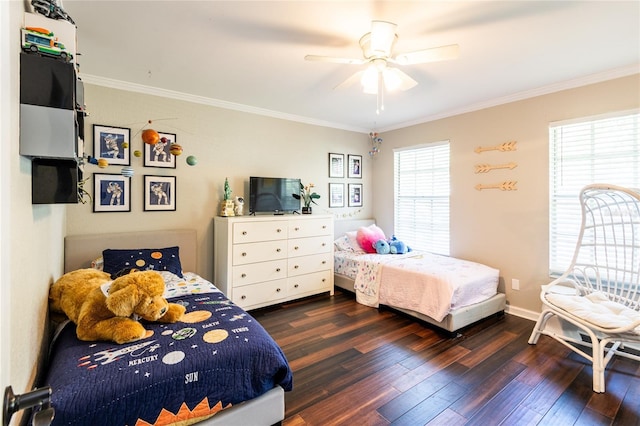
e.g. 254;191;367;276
393;44;460;65
384;68;418;91
333;70;366;90
304;55;364;65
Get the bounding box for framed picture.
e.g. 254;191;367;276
144;175;176;211
144;132;177;168
93;173;131;212
93;125;130;166
348;183;363;207
328;152;345;178
348;154;362;179
329;183;345;208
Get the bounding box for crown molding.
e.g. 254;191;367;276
381;64;640;132
81;64;638;135
79;74;368;134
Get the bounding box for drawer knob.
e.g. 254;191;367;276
241;273;246;278
241;252;247;257
241;295;246;300
294;246;299;250
322;243;326;246
276;268;281;272
294;284;299;288
242;231;247;235
295;227;300;231
276;288;281;292
276;248;281;252
322;278;326;282
277;228;282;233
294;265;299;269
322;225;327;229
322;260;326;264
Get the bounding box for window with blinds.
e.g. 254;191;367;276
549;110;640;275
394;141;450;255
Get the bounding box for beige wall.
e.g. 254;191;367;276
2;2;67;423
65;84;372;279
375;75;640;317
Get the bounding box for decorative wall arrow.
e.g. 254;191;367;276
475;181;518;191
474;161;518;174
474;141;517;154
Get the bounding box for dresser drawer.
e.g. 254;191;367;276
288;270;332;297
288;235;332;257
233;221;288;243
288;253;332;277
232;279;287;309
232;259;287;287
233;240;288;265
288;217;332;238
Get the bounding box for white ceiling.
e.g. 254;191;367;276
61;1;639;133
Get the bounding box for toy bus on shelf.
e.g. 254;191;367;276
21;26;72;61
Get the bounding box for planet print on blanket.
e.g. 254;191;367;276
181;310;212;323
203;329;229;343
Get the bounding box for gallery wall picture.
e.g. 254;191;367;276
329;183;345;207
348;154;362;178
144;132;177;168
348;183;363;207
144;175;176;211
93;125;131;166
329;153;345;178
93;173;131;212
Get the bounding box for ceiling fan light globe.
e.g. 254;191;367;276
361;65;379;94
383;68;403;92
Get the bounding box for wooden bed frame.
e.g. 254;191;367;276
333;219;506;333
63;229;285;426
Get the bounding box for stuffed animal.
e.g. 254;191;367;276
373;239;391;254
388;235;410;254
49;269;186;344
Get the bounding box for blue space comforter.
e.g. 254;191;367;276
44;273;292;426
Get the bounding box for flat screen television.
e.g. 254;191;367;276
249;176;301;214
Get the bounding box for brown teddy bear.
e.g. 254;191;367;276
49;269;186;344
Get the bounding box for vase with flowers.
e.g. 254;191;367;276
293;182;320;214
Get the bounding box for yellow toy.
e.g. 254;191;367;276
49;269;185;344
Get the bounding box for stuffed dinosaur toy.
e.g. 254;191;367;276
373;236;411;254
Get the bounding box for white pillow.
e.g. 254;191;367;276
334;235;354;252
346;231;365;253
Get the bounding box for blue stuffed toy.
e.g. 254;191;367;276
373;239;390;254
388;235;410;254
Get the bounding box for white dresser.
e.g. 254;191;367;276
214;214;334;310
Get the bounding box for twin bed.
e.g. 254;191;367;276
332;219;506;333
46;230;291;426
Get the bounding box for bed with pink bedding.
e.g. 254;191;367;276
333;220;506;333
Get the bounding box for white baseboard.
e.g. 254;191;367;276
505;305;539;322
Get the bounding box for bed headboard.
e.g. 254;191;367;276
333;219;375;239
64;229;197;273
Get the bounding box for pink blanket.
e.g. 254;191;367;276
353;252;499;322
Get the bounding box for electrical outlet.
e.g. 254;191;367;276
512;278;520;290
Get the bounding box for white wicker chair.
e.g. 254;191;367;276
528;183;640;393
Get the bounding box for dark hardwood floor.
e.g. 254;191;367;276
252;290;640;426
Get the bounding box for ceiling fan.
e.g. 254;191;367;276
305;20;459;113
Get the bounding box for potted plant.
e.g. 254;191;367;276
293;182;320;214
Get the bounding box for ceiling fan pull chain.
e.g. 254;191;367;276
377;71;384;114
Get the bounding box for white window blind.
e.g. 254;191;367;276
394;141;450;255
549;111;640;275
